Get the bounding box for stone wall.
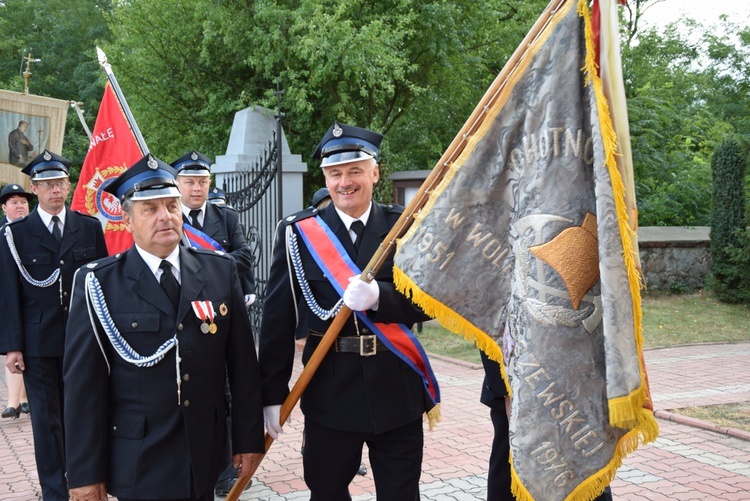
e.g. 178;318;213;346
637;226;710;290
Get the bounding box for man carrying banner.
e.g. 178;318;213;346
259;122;439;500
0;151;108;501
63;155;265;501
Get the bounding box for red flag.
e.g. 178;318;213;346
71;82;143;254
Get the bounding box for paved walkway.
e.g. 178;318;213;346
1;342;749;500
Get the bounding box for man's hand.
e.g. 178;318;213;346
263;405;284;439
343;276;379;311
5;351;24;374
70;483;107;501
233;452;264;478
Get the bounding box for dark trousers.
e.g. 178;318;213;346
303;418;423;501
216;375;236;483
119;470;219;501
487;397;512;500
23;356;68;501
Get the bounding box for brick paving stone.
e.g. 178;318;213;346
2;344;750;500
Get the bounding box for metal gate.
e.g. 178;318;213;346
221;124;283;335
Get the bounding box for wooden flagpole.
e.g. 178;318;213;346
226;0;568;498
95;47;149;156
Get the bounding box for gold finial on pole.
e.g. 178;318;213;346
22;52;41;95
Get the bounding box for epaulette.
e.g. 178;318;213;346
6;215;27;225
380;202;405;214
83;253;123;271
188;246;230;259
215;203;238;213
281;206;319;226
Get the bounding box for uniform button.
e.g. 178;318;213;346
60;260;65;265
112;426;117;431
177;323;184;331
183;399;190;407
32;258;37;263
182;374;190;382
64;307;68;312
131;322;138;328
63;291;68;297
361;328;370;334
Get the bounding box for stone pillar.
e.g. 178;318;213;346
213;105;307;215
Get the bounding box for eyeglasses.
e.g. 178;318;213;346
35;180;70;190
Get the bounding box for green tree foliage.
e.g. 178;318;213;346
621;0;750;226
102;0;547;201
0;0;113;176
1;0;748;228
709;137;747;303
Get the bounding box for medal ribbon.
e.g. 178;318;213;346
295;216;440;407
191;300;216;323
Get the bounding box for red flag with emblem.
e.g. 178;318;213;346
71;82;143;255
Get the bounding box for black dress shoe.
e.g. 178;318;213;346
214;477;252;497
19;402;30;414
1;407;19;419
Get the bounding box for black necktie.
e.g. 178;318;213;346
51;215;62;244
159;260;180;311
189;209;203;231
351;220;365;251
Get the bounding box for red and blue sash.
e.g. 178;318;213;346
295;216;440;409
184;223;224;251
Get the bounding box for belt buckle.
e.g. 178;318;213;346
359;335;377;357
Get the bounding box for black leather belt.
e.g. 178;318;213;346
309;331;388;357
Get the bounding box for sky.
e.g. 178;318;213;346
639;0;748;30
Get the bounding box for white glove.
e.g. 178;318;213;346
343;276;380;311
244;294;256;306
263;405;283;439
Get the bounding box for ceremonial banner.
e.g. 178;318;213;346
393;1;658;499
71;82;143;255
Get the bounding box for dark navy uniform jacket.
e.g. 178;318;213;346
0;207;107;357
259;201;432;434
63;245;264;499
184;202;255;294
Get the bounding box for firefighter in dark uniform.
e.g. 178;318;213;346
171;151;257;496
62;154;265;501
0;150;108;501
171;151;255;304
259;122;435;500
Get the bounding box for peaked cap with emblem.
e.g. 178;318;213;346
312;121;383;168
0;184;34;205
311;187;331;208
170;150;212;176
208;186;227;206
105;154;181;202
22;150;71;181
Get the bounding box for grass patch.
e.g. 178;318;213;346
671;402;750;433
417;289;750;365
416;322;482;365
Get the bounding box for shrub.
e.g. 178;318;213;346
709;138;747;303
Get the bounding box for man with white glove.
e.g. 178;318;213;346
343;275;380;311
259;121;434;500
263;404;283;439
